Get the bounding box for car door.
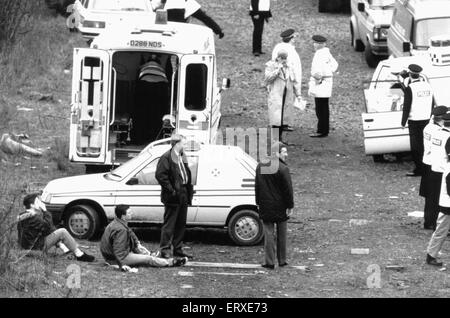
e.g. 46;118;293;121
361;64;410;155
114;155;199;224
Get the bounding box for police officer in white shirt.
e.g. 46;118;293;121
426;113;450;266
401;64;436;177
420;106;448;230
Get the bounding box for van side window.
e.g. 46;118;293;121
185;64;208;111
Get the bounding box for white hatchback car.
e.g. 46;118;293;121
72;0;159;40
41;141;263;246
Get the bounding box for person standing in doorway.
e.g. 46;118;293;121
249;0;272;57
255;141;294;269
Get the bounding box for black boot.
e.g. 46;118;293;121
426;254;443;267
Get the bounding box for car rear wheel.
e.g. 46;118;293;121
64;204;100;240
372;154;386;163
227;209;263;246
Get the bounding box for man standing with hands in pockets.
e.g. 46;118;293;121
156;134;194;260
255;141;294;269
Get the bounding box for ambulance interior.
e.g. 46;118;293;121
364;65;405;113
109;51;178;151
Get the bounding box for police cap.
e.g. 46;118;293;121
442;113;450;122
312;35;327;43
432;106;448;117
280;29;296;39
408;64;423;74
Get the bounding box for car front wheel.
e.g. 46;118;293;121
64;204;100;240
227;209;263;246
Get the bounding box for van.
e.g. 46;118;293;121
388;0;450;57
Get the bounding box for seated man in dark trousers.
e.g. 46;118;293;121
156;134;194;259
100;205;187;269
17;193;94;262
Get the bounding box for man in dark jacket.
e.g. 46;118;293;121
255;141;294;269
249;0;272;56
17;193;94;262
100;205;186;270
156;134;194;259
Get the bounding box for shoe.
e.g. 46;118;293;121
426;254;443;267
160;250;171;259
219;32;225;39
279;263;288;267
309;133;327;138
173;257;188;267
406;172;421;177
76;252;95;263
261;264;275;270
174;250;194;260
257;51;266;55
282;126;294;132
253;52;260;57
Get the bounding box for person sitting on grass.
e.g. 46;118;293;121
100;205;187;271
17;193;95;262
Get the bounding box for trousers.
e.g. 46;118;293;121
263;220;287;266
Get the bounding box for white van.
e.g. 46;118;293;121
388;0;450;57
69;12;229;172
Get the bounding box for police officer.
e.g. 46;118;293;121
401;64;436;177
426;114;450;266
249;0;272;56
420;106;448;230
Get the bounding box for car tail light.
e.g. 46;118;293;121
82;20;105;28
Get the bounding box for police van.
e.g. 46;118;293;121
387;0;450;57
362;35;450;161
69;11;229;172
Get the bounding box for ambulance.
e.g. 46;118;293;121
69;11;229;172
361;35;450;161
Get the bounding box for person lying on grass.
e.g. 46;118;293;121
100;204;187;271
17;193;95;262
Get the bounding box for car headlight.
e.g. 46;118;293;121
82;20;106;28
373;26;389;41
41;188;52;203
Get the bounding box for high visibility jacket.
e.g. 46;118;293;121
408;80;433;121
250;0;271;12
423;122;441;165
430;127;450;173
439;167;450;208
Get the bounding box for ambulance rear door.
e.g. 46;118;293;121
361;63;410;155
69;48;111;164
177;54;214;143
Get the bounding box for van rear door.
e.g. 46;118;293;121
177;54;214;143
69;48;111;164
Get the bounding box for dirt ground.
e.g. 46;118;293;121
3;0;450;298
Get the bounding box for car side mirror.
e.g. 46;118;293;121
358;2;365;12
126;177;139;185
221;78;231;92
402;42;411;53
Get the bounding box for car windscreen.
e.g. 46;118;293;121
108;150;152;180
91;0;149;11
415;18;450;48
